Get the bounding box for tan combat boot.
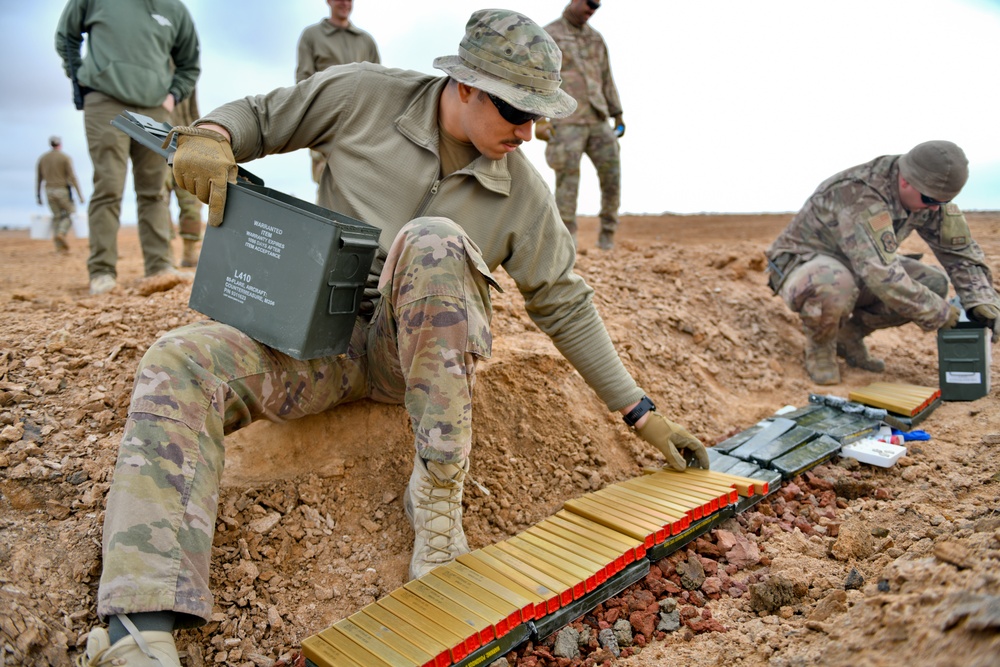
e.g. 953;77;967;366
180;239;200;268
804;336;840;385
404;453;470;580
597;230;614;251
76;626;180;667
836;321;885;372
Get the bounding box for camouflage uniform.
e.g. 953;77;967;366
35;146;83;251
98;14;643;625
768;154;999;347
544;12;622;246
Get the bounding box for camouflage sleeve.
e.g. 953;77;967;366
918;204;1000;310
838;199;949;330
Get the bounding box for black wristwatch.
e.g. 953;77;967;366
623;396;656;427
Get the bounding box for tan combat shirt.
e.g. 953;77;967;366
544;14;622;124
36;149;82;200
201;63;643;411
768;154;999;330
295;20;380;83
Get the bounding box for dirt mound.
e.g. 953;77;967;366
2;213;999;666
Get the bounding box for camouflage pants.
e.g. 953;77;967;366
780;254;948;341
97;217;496;625
164;170;203;240
545;121;620;236
45;186;75;238
84;91;173;278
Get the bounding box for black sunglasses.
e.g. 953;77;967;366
586;0;601;9
487;93;541;126
920;193;950;206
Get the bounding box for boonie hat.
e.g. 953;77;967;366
49;135;61;146
433;9;577;119
899;140;969;202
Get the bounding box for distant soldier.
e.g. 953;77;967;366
296;0;380;186
166;89;204;267
767;140;1000;385
543;0;624;250
35;135;85;253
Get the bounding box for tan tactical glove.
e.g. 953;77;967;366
941;304;961;330
164;125;237;227
636;412;710;471
971;303;1000;342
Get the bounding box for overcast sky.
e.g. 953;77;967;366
3;0;999;230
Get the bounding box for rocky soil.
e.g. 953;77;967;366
1;212;998;667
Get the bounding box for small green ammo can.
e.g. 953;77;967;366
189;182;380;360
937;323;992;401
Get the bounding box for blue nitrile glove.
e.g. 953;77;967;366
892;428;930;441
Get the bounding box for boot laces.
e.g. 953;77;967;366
416;478;462;561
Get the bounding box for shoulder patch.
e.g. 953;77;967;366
945;202;960;216
864;209;898;265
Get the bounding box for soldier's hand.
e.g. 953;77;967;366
165;125;237;227
534;118;553;142
971;304;1000;342
636;413;710;471
613;115;625;139
941;304;961;330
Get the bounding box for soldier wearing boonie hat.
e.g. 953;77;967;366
82;10;708;664
767;140;1000;386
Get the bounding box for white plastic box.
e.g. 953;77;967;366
839;438;907;467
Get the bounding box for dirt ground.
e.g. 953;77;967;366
1;211;999;667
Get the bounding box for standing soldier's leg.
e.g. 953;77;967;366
130;104;174;277
780;255;859;384
545;125;588;245
84;92;132;292
175;179;203;267
370;218;496;579
46;186;74;253
586;121;621;250
839;257;949;370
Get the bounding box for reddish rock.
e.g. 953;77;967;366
714;529;739;552
724;535;761;569
687;618;727;633
679;605;699;620
605;607;620;624
629;610;657;638
875;487;891;500
699;556;719;577
627;589;655;612
780;482;802;501
702;576;723;596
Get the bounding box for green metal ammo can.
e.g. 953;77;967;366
937;323;992;401
189;182;380;360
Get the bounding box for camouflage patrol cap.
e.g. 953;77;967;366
899;140;969;202
49;135;61;146
433;9;577;119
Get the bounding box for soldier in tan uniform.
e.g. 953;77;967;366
35;135;85;253
767;140;1000;385
78;11;708;666
296;0;380;186
543;0;623;250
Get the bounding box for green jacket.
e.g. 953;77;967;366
201;63;643;412
56;0;200;108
